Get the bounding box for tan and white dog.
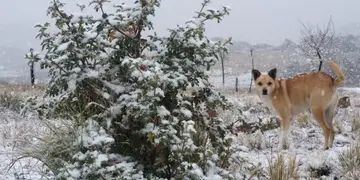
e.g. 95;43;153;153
252;61;345;150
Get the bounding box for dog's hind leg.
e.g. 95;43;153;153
312;107;332;150
325;96;338;148
325;107;336;148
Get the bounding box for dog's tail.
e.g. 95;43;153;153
328;61;344;86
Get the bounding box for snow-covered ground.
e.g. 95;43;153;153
0;109;53;179
0;73;359;179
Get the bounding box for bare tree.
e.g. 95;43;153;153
212;36;230;87
248;48;254;93
25;48;38;86
298;16;337;71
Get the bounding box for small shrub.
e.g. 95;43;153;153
21;0;237;179
268;154;299;180
244;131;266;150
307;152;333;178
308;164;332;178
338;143;360;178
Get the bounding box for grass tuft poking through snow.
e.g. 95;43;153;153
351;112;360;132
338;143;360;179
0;109;55;179
267;154;300;180
296;112;312;128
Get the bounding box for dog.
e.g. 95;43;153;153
252;61;344;150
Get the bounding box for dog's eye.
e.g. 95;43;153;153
258;82;263;86
267;82;272;86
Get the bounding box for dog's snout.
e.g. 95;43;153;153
262;88;268;95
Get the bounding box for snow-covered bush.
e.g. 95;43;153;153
242;130;267;150
306;153;332;178
22;0;239;179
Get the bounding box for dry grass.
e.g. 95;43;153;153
334;119;344;134
351;112;360;132
338;143;360;179
267;154;300;180
0;83;45;98
0;92;23;112
10;118;77;177
296;112;311;128
0;83;46;112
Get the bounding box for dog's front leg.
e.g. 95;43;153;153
278;115;291;151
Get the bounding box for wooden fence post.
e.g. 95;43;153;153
249;48;254;93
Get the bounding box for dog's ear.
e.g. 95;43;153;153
252;69;261;80
268;68;277;80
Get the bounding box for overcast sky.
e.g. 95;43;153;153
1;0;359;50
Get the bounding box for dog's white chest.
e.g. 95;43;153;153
261;96;276;112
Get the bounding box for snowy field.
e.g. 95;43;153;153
208;70;252;90
0;73;359;179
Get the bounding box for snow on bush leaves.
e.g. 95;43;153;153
22;0;240;179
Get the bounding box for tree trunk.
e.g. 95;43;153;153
318;61;323;72
30;62;35;85
221;52;225;86
316;49;323;71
